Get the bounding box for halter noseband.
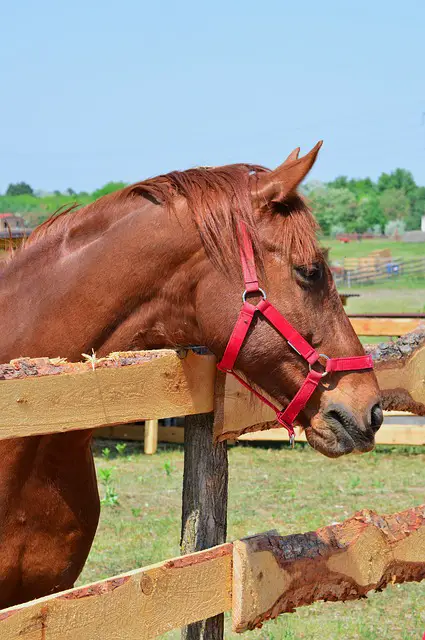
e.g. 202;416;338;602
217;222;373;446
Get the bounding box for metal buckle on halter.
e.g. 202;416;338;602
242;288;267;303
309;353;330;378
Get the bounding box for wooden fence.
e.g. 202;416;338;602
1;505;424;639
1;331;425;638
332;256;425;287
98;315;425;453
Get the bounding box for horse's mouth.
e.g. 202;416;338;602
304;409;376;458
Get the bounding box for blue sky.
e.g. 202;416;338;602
1;0;424;192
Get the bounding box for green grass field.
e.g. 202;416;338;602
324;238;425;261
81;441;425;640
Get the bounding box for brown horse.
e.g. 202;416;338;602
0;143;382;609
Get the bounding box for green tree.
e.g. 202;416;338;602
92;182;127;199
379;188;410;221
6;181;34;196
308;186;357;235
406;186;425;230
377;168;416;194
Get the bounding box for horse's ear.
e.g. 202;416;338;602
283;147;300;164
254;141;322;205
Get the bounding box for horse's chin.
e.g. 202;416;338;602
304;414;376;459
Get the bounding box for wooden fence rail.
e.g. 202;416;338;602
2;327;425;445
1;504;424;639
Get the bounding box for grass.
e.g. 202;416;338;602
342;286;425;315
324;238;425;261
80;441;425;639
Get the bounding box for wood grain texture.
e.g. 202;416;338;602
2;330;424;443
0;545;233;640
232;505;425;632
238;424;425;446
181;413;229;640
0;350;215;440
350;317;423;336
144;420;159;454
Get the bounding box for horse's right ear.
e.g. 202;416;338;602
253;141;322;206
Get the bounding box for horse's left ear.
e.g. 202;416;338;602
254;141;323;205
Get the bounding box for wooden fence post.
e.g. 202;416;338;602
181;412;229;640
144;419;158;454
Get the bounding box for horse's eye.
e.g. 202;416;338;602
294;263;323;284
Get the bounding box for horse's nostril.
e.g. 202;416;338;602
370;403;383;432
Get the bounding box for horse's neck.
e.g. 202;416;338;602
0;200;204;363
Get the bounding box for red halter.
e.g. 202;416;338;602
217;222;373;445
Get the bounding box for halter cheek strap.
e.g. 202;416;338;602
217;222;373;445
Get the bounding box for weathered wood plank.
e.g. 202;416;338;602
98;416;425;448
0;545;233;640
238;421;425;446
232;505;425;633
181;413;229;640
144;420;159;455
367;330;425;415
2;330;425;442
349;317;423;336
0;350;215;440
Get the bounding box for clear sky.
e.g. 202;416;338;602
1;0;424;193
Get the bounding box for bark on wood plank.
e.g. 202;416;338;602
0;350;215;440
232;504;425;633
181;413;229;640
349;317;423;336
366;329;425;415
0;545;233;640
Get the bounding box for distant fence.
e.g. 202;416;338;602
0;230;32;251
332;256;425;287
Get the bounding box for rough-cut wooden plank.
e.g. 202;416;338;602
349;317;423;336
2;329;425;443
214;330;425;441
0;350;215;440
96;423;186;444
144;419;159;455
232;505;425;633
98;415;425;448
238;421;425;446
367;329;425;415
181;413;229;640
0;544;232;640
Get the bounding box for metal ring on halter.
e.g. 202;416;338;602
309;353;330;378
242;288;267;303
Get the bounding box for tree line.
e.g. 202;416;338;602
2;168;424;236
304;168;425;236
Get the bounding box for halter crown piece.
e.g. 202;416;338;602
217;222;373;446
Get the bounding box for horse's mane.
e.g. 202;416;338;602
16;163;319;273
